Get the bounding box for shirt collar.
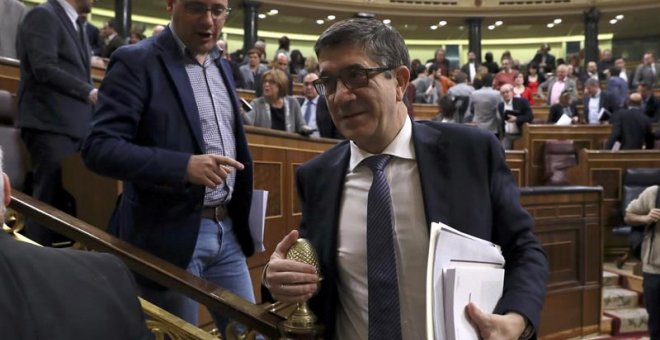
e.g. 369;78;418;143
305;95;319;105
169;23;221;62
57;0;78;29
592;90;601;99
348;115;416;172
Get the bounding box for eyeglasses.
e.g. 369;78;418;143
263;79;277;85
183;2;231;18
313;66;395;96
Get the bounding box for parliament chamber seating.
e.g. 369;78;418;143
543;140;577;185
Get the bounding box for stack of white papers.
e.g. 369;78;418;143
555;113;573;126
248;189;268;252
426;222;505;340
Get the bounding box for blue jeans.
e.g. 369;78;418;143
140;217;255;335
644;272;660;339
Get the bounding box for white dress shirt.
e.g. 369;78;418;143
56;0;79;31
588;91;601;124
469;62;476;82
335;116;429;340
301;96;320;137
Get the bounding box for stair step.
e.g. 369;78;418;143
602;287;639;310
603;307;649;335
600;315;613;334
603;271;619;287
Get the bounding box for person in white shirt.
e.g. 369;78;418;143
264;18;547;340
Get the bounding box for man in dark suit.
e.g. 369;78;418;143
265;19;548;340
0;151;152;340
100;19;125;58
82;0;256;334
460;50;480;84
17;0;97;246
606;93;655;150
531;43;556;74
497;84;533;149
79;13;102;56
583;78;617;124
299;72;342;139
638;82;659;122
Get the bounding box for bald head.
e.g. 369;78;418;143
302;73;319;100
629;93;643;107
275;53;289;72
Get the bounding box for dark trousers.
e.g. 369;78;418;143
644;272;660;339
21;129;80;246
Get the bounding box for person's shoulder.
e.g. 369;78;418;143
299;140;350;172
415;120;496;144
110;36;158;63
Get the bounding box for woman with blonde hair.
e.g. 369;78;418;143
245;69;311;134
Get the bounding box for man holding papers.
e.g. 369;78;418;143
264;19;548;340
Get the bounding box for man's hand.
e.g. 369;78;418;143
644;208;660;224
507;115;517;123
466;303;527;340
266;230;319;303
186;154;244;188
89;89;98;105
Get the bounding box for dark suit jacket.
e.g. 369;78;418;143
297;121;548;339
16;0;94;139
498;97;534;131
643;95;659;122
584;90;617;124
297;96;343;139
0;231;152;340
548;102;579;123
82;27;254;273
460;62;480;81
606;108;655;150
531;52;556;73
101;34;125;59
85;22;102;56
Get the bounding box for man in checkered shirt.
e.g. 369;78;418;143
82;0;255;334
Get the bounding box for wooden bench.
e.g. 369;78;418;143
514;124;614;185
567;149;660;257
521;186;603;339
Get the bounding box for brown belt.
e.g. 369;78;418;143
201;205;228;222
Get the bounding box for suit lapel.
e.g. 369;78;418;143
156;28;204;150
412;122;452;229
50;0;88;67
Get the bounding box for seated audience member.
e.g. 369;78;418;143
482;51;499;74
239;49;268;91
493;58;519;90
466;73;503;137
638;82;659;122
538;65;577;105
524;63;545;95
299;73;343;139
624;184;660;339
298;55;318;83
498;84;533;149
548;90;579;124
607;66;629;109
265;19;548;340
245;69;310;134
606;93;655;150
129;25;146;44
513;73;534;105
289;49;305;77
0;150;152;340
583;78;617;124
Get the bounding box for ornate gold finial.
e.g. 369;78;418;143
279;238;323;337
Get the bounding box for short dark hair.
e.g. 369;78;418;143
314;18;410;70
454;72;468;84
609;66;621;76
247;48;261;57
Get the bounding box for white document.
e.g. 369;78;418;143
425;222;505;340
555;113;573;126
443;266;504;340
248;189;268;253
611;141;622;151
